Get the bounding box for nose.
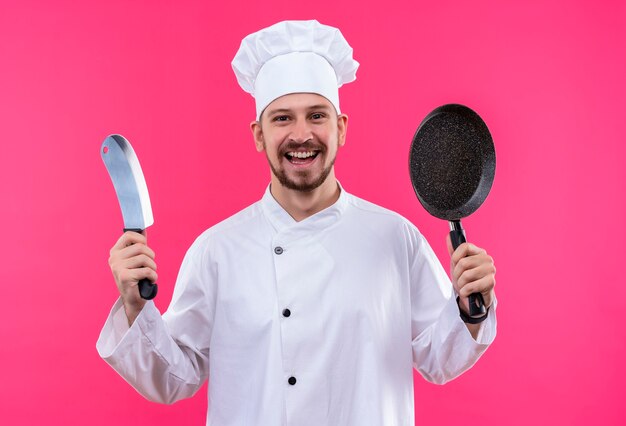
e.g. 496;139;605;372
289;118;313;143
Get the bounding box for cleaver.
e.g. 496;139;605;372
101;134;158;300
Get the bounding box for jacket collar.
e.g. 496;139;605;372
260;181;349;236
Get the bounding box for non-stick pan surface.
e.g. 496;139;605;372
409;104;495;221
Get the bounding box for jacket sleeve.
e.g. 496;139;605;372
96;234;216;404
407;225;497;385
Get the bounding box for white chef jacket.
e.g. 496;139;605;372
97;185;497;426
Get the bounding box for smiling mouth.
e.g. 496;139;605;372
285;150;320;164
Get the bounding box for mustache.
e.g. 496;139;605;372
280;140;326;156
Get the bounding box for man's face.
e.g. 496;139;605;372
251;93;348;192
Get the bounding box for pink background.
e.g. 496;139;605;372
1;0;624;424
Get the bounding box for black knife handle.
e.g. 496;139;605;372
138;278;158;300
124;228;158;300
449;220;486;317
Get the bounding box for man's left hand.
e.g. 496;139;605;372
446;235;496;316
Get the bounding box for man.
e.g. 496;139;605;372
98;20;497;425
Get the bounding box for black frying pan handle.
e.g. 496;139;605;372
124;228;158;300
449;220;486;317
449;220;467;250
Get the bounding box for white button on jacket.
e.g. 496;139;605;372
97;186;497;425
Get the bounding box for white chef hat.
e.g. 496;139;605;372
232;20;359;120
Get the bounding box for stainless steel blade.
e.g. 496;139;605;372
101;134;154;230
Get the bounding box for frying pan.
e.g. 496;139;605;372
409;104;495;316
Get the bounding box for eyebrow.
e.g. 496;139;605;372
266;104;333;116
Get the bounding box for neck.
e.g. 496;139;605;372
269;171;341;222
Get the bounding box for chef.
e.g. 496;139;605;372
98;20;497;425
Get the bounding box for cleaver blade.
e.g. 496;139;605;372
101;134;157;300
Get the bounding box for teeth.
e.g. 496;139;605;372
287;151;316;159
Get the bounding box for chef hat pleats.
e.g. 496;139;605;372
231;20;359;120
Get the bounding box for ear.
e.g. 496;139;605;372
250;120;265;152
337;114;349;147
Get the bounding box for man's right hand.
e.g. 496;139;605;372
108;231;158;325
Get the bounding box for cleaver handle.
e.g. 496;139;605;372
449;220;486;317
124;228;158;300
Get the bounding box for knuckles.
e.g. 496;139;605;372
458;269;474;286
456;257;470;271
454;258;496;289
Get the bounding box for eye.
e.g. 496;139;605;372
310;112;326;120
272;115;290;122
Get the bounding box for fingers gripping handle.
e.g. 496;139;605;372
449;220;486;317
124;228;158;300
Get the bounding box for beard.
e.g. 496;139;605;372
265;140;336;192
